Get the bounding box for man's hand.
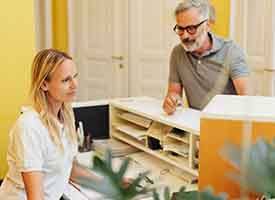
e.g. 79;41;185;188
163;83;183;115
163;93;181;115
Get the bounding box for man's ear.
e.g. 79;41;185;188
41;81;49;91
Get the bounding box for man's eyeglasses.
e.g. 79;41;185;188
173;19;208;35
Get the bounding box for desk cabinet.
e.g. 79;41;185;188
199;95;275;198
109;97;201;183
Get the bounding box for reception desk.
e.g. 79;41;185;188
199;95;275;198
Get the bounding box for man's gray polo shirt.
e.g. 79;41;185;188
169;32;250;110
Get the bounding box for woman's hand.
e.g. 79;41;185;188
122;177;133;188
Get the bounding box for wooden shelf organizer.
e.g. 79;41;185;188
110;97;201;182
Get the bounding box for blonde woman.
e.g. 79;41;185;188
0;49;99;200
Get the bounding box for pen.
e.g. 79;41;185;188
138;173;154;184
174;95;183;107
144;176;154;184
69;180;81;192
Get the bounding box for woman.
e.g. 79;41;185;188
0;49;98;200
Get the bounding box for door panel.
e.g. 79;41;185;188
69;0;180;100
230;0;275;95
69;0;128;101
129;0;180;99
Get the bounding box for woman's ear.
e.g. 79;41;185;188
41;81;49;91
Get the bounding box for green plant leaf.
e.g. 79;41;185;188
220;142;241;169
173;187;226;200
117;158;130;181
76;150;153;200
76;150;228;200
222;138;275;198
153;189;160;200
104;149;112;170
164;186;170;200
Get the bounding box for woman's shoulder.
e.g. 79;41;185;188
14;107;46;134
18;107;40;123
7;107;49;146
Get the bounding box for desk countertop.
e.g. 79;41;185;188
110;97;201;135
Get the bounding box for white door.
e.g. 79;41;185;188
230;0;275;96
68;0;180;100
129;0;181;99
68;0;128;101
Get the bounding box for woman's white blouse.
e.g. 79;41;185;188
0;108;78;200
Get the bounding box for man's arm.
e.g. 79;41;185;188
228;43;250;95
163;82;183;115
22;171;44;200
232;77;249;95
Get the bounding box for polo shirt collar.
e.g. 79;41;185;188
189;32;224;58
208;32;223;54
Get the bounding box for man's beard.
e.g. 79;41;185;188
181;30;207;52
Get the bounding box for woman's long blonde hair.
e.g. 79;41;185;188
29;49;77;150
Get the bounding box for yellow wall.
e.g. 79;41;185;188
211;0;230;37
52;0;68;52
0;1;35;178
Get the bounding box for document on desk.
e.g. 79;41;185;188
111;97;201;135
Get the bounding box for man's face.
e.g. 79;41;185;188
175;7;209;52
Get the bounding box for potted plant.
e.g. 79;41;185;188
221;138;275;200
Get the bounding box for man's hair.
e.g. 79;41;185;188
174;0;210;20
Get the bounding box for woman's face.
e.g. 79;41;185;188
43;59;78;104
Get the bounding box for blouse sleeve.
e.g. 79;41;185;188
10;118;45;172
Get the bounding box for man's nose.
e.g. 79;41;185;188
179;30;190;40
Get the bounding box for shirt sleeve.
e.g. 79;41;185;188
169;46;181;84
11;118;45;172
228;43;250;79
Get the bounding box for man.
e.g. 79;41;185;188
163;0;249;114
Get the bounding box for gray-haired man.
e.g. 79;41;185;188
163;0;249;114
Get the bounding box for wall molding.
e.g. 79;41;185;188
67;0;75;57
229;0;236;39
34;0;52;51
271;0;275;68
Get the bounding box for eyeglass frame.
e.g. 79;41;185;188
173;19;208;35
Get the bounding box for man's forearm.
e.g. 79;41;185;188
233;77;249;95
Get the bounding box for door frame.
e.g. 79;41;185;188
67;0;76;56
34;0;53;51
